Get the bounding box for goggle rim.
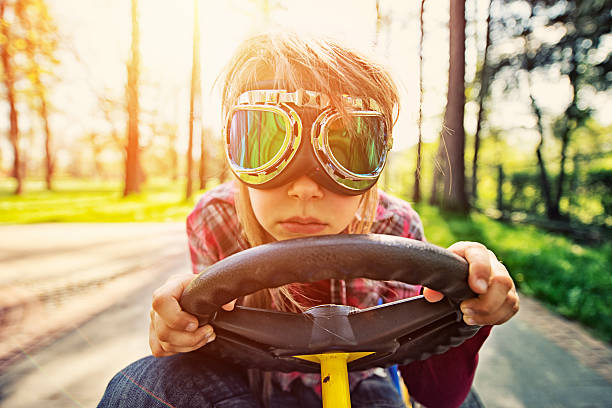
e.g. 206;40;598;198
313;109;391;180
224;89;393;192
224;104;302;185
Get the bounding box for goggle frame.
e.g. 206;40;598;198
224;89;393;194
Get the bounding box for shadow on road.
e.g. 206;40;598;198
1;224;611;408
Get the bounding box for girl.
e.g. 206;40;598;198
98;31;518;408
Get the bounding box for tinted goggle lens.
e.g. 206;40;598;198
226;106;389;193
325;114;387;175
227;109;288;170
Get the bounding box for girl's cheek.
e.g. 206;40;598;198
329;196;361;232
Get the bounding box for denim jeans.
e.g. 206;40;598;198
97;352;406;408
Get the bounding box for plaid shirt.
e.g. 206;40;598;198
186;182;489;404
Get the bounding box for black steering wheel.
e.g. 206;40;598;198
179;234;480;373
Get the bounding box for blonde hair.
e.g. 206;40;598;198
221;31;399;311
220;31;399;127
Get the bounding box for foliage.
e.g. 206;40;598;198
412;201;612;343
483;0;611;221
507;171;540;212
585;168;612;219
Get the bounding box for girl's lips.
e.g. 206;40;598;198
279;217;327;234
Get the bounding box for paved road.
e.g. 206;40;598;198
0;224;611;407
475;298;612;407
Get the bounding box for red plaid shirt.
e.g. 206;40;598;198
186;182;490;406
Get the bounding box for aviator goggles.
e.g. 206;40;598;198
224;89;392;195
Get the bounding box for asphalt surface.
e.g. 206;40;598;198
0;223;611;408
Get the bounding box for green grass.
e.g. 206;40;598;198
0;178;204;223
2;177;611;342
414;203;612;343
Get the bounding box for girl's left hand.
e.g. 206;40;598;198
423;241;519;326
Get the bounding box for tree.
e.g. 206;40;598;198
412;0;426;203
470;0;493;204
186;0;202;200
431;0;469;213
17;0;59;190
491;0;611;220
124;0;141;196
1;0;23;194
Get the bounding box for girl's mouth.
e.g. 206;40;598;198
279;216;327;234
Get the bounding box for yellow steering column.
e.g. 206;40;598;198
294;352;373;408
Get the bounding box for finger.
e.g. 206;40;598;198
423;288;444;303
152;274;199;332
158;325;215;353
221;299;237;311
448;242;491;294
461;264;516;325
462;290;519;326
159;332;215;354
154;314;214;348
149;319;174;357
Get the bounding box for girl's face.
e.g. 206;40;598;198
248;177;362;241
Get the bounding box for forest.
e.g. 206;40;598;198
0;1;611;340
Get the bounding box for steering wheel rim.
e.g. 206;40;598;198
180;234;481;372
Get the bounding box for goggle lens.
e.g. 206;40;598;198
228;109;287;170
326;115;387;175
225;90;391;195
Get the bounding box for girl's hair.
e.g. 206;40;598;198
220;31;399;311
220;30;400;128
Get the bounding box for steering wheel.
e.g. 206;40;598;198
179;234;481;373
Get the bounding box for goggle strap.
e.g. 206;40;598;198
237;89;380;111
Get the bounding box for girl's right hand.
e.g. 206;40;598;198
149;273;236;357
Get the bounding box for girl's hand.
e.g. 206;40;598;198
423;242;519;326
149;273;236;357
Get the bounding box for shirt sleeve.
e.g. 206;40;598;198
399;326;492;408
185;183;248;275
186;204;221;274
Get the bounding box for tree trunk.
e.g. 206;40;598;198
413;0;426;203
440;0;468;213
497;164;504;215
529;88;559;220
556;121;570;214
471;0;492;205
197;4;206;191
0;1;22;195
186;0;201;199
41;96;53;190
124;0;141;196
554;68;579;219
199;130;206;190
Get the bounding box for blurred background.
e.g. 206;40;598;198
0;0;610;406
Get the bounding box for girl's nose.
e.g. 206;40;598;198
287;175;324;200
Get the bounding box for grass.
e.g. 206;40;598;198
2;177;611;342
0;178;204;223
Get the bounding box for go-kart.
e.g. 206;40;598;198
180;234;480;408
